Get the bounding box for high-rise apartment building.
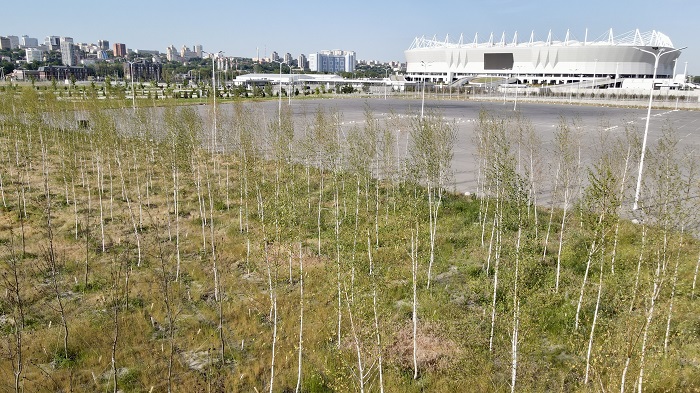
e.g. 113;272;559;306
98;40;110;51
166;45;180;62
60;42;79;66
45;36;60;51
113;43;127;58
7;36;19;49
308;50;356;73
297;54;308;70
20;35;39;48
26;48;43;62
0;37;11;50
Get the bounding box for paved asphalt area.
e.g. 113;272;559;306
239;97;700;204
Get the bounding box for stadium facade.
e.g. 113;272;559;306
404;29;685;90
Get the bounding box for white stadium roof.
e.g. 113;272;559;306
407;29;674;50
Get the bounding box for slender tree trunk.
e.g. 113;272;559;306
555;187;570;293
664;232;684;354
585;240;605;385
489;215;502;353
510;227;522;393
637;256;664;393
97;157;105;253
335;187;342;349
621;225;647;392
411;227;419;379
173;166;181;281
368;234;384;393
116;155;141;266
84;165;91;288
542;163;561;263
610;144;632;274
575;238;598;331
630;225;647;313
486;214;496;273
0;172;6;208
345;287;365;393
111;266;120;393
692;248;700;299
295;244;304;393
7;239;25;393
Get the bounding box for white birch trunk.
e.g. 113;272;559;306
295;244;304;393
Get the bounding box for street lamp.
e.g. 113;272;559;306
568;68;577;104
126;60;137;110
591;59;598;100
421;61;427;119
279;61;284;128
289;66;293;105
682;61;689;109
203;50;223;152
513;66;521;111
632;45;686;210
384;67;389;100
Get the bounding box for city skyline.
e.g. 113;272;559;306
3;0;699;73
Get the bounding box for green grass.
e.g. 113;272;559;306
0;89;698;392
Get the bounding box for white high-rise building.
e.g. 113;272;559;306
20;35;39;48
297;54;307;70
25;48;43;62
45;36;60;51
308;50;356;73
166;45;180;62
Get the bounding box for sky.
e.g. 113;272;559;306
5;0;700;74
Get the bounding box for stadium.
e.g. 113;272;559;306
404;29;686;91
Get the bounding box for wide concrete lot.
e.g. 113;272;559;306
240;97;700;198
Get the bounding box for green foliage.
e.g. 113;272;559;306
52;346;81;368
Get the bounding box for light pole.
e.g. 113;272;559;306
632;46;686;210
683;61;689;109
591;59;598;100
421;61;427;119
289;66;293;105
127;60;137;110
204;51;223;152
673;59;679;110
568;68;577;104
279;61;283;128
384;67;388;100
513;67;520;111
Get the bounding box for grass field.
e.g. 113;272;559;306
0;87;699;392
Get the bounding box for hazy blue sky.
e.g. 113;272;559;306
5;0;699;73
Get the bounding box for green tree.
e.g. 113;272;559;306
0;60;14;76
